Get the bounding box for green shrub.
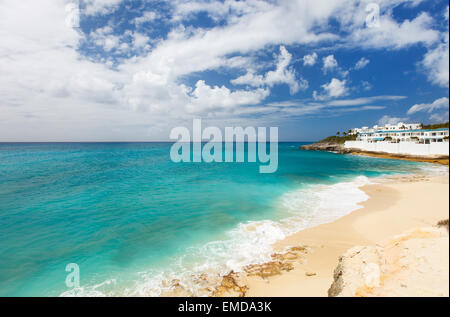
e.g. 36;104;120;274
421;122;449;129
319;134;358;144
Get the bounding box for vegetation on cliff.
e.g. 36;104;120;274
421;122;449;130
318;134;358;144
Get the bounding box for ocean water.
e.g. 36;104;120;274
0;142;434;296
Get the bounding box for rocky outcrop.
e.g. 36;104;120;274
301;142;449;165
213;245;309;297
328;224;449;297
300;142;352;154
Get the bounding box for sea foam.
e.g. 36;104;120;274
61;175;372;297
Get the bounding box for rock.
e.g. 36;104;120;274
328;227;449;297
213;271;249;297
301;142;449;166
362;263;381;288
300;142;351;154
437;219;449;231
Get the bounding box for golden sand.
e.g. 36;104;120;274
238;173;449;297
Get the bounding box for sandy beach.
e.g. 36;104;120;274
216;171;449;297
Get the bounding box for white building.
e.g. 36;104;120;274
350;122;422;135
346;123;449;156
354;124;449;144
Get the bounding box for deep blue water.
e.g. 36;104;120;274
0;142;427;296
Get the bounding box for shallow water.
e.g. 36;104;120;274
0;142;431;296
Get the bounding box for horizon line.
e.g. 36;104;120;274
0;141;318;144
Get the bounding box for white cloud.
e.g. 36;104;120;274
171;0;274;22
348;11;439;49
134;11;158;25
231;46;307;94
187;80;270;113
379;97;449;125
361;81;373;91
83;0;122;16
322;54;349;77
90;26;121;51
231;72;265;87
323;78;348;98
429;111;449;123
132;32;150;50
88;26;151;53
326;95;406;106
407;97;449;115
314;78;349;100
377;115;408;126
0;0;447;141
303;52;318;66
322;55;338;73
354;57;370;70
265;94;396;118
420;7;449;88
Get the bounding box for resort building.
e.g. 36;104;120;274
350;122;423;136
345;122;449;156
356;128;449;144
350;122;449;144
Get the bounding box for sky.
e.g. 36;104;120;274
0;0;448;142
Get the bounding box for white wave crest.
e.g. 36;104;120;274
60;175;372;297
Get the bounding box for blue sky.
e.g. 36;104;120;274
0;0;448;141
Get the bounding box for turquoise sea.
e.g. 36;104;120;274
0;142;434;296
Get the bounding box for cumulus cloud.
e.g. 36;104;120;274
134;11;158;25
89;26;121;51
348;11;439;49
354;57;370;70
187;80;270;113
322;55;338;73
422;48;449;87
0;0;447;141
231;46;307;95
132;32;150;49
303;52;318;66
83;0;123;16
313;78;349;100
322;54;349;77
322;78;348;98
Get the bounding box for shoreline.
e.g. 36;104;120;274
349;150;449;166
158;167;449;297
212;170;449;297
300;142;449;166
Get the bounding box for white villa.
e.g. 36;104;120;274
350;122;449;144
350;122;422;136
345;122;449;156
